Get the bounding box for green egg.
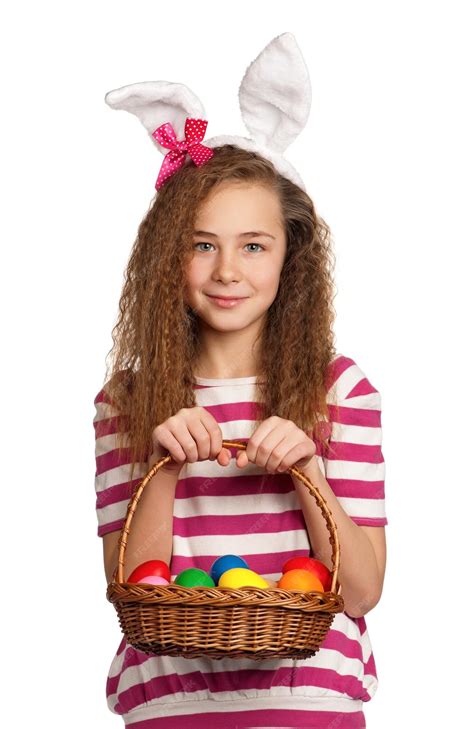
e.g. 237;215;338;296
174;568;215;587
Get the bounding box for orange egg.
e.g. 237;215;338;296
277;568;324;592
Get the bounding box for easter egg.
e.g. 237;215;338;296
282;556;332;591
136;575;169;585
218;567;269;589
277;569;324;592
127;559;171;583
210;554;249;584
174;568;215;587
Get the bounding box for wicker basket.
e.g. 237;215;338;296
106;440;345;660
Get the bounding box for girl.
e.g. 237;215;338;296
94;33;388;729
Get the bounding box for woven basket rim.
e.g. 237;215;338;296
106;580;345;613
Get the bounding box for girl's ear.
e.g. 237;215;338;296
104;80;206;157
238;32;312;154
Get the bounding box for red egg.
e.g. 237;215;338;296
282;556;332;591
127;559;171;583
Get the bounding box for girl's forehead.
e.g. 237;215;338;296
195;184;283;227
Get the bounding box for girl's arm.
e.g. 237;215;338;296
103;464;179;584
94;385;179;585
291;458;384;618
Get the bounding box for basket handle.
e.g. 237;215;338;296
113;440;341;594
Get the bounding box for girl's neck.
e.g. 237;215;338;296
193;353;261;380
193;320;264;380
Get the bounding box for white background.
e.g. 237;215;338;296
2;1;472;725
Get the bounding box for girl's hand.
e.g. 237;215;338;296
150;407;232;476
235;416;316;474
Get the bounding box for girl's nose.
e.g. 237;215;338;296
212;255;241;282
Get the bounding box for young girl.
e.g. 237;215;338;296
94;33;387;729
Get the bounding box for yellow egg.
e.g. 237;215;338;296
218;567;269;589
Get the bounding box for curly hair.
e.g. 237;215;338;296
101;144;340;484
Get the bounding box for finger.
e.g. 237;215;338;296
236;451;248;467
251;423;293;472
153;426;188;466
168;417;205;463
188;416;220;461
274;440;316;473
217;448;231;466
245;417;284;466
198;408;225;460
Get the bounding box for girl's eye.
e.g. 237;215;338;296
193;242;264;253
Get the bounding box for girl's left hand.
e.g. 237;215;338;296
230;416;317;474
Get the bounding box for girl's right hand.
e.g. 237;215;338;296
149;407;233;476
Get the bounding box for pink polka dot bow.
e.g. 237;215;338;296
152;117;214;190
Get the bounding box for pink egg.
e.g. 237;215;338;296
136;575;169;585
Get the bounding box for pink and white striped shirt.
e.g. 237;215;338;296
93;353;388;728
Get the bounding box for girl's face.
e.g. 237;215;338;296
184;181;287;334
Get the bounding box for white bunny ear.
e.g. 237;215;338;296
104;81;206;155
238;32;312;154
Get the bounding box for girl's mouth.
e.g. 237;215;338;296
206;295;248;308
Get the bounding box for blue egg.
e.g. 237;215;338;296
210;554;249;584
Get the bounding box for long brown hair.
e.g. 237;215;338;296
101;144;339;484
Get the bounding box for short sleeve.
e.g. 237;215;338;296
323;355;388;527
93;386;147;538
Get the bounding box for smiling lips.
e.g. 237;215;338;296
206;294;248;308
206;294;248;299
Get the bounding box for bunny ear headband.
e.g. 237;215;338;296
104;32;311;191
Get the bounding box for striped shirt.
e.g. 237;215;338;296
93;353;388;728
